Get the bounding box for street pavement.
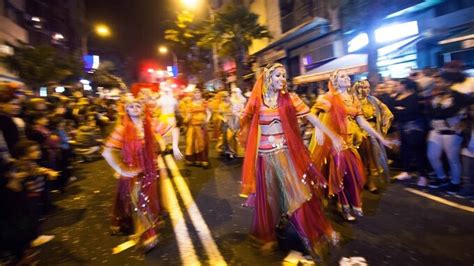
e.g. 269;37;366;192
37;144;474;266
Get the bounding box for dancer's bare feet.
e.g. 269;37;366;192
260;241;278;254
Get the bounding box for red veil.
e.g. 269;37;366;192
239;74;325;197
121;105;159;210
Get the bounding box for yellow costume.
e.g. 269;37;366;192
184;100;209;167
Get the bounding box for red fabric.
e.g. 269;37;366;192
121;107;159;211
311;82;366;197
239;74;325;197
327;82;348;135
239;75;264;196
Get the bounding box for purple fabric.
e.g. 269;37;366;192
250;154;333;246
335;149;365;208
111;177;133;232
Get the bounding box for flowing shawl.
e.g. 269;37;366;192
121;106;159;209
239;74;325;197
310;82;369;195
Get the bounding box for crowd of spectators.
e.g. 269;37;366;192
0;86;117;264
297;61;473;197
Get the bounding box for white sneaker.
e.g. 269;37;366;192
417;176;428;187
394;172;411;180
31;235;55;247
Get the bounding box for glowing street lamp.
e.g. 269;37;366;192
158;46;168;54
95;24;111;37
181;0;199;9
82;23;112;55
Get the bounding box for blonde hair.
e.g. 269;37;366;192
329;69;343;90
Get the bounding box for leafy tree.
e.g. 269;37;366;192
199;4;271;88
1;43;83;89
164;10;211;79
89;60;125;89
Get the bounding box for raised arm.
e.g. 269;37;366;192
356;115;392;147
305;113;342;152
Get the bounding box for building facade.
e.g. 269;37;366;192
250;0;474;85
0;0;28;84
249;0;344;80
25;0;85;54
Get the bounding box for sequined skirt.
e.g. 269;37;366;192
250;148;333;246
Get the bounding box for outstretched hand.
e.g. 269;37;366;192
315;130;324;145
120;168;141;178
381;138;399;148
331;136;343;153
173;145;184;161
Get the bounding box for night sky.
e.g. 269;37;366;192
84;0;176;59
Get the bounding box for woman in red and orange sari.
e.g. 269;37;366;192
102;94;183;252
239;63;342;258
310;70;393;221
184;88;211;168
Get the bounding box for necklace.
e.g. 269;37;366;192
264;91;278;108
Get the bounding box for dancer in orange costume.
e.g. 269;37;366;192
240;63;341;258
310;70;393;221
102;94;183;252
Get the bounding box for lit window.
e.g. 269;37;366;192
39;87;48;97
0;44;14;55
375;21;418;44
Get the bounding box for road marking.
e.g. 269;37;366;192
164;155;227;266
158;156;201;265
112;240;136;254
405;188;474;213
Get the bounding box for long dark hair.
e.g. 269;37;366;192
399;78;418;92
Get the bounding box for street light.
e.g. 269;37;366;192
95;24;111;37
158;45;178;76
82;23;112;55
181;0;199;9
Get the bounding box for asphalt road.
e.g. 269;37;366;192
37;145;474;266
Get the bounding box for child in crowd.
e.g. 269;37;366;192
14;140;58;247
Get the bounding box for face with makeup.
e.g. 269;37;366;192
335;71;351;90
125;102;143;118
270;67;287;92
192;89;202;101
356;81;371;98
